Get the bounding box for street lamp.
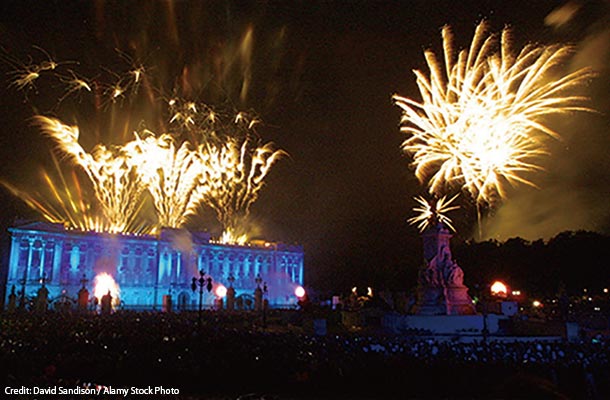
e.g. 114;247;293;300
191;270;212;325
295;286;306;299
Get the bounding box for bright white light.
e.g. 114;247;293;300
490;281;508;296
532;300;542;308
93;272;120;301
511;290;521;296
215;284;227;298
295;286;306;298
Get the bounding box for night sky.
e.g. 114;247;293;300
0;0;609;293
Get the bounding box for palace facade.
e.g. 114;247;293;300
4;222;304;310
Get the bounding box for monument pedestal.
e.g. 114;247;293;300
413;286;445;315
384;313;504;335
412;222;476;316
445;286;476;315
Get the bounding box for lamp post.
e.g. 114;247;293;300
481;284;493;342
482;301;489;342
191;270;212;325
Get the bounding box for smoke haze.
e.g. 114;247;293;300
484;0;610;241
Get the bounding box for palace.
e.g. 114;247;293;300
4;222;304;310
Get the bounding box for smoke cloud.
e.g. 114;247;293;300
484;1;610;241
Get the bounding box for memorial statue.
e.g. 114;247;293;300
412;222;475;315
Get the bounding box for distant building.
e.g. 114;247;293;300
3;222;304;310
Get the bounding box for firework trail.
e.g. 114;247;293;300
34;116;147;234
394;21;593;207
161;103;286;243
1;154;103;232
1;46;62;95
123;131;207;229
197;124;286;244
2;39;286;241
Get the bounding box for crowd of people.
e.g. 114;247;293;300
0;310;608;399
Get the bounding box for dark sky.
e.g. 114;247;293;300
0;0;608;293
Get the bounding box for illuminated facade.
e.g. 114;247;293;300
4;222;304;310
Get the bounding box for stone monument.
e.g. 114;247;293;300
413;221;475;315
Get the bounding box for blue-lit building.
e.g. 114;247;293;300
4;222;304;310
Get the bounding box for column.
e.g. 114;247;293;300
8;235;21;281
52;241;63;286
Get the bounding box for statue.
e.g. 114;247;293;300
412;222;475;315
446;263;464;287
420;266;439;286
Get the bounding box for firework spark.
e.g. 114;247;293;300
1;154;109;232
3;38;285;242
124;131;207;229
394;21;593;206
408;194;460;232
161;103;285;243
57;70;92;104
34;116;147;234
197;128;286;244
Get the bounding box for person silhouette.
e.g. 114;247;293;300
100;290;113;315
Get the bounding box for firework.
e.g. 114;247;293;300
34;116;147;233
408;194;460;232
1;153;111;232
160;104;285;243
394;21;592;206
124;131;207;229
166;98;221;142
2;37;285;242
2;46;60;94
57;70;92;104
197;130;286;244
